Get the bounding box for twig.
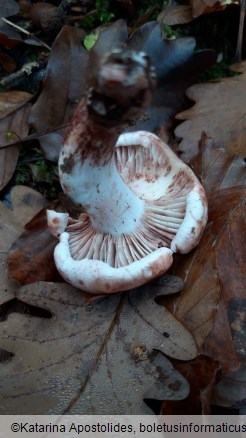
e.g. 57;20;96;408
235;0;246;62
0;56;48;89
1;17;51;51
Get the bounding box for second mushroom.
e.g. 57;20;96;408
47;49;208;294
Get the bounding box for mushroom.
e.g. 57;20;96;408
47;49;208;294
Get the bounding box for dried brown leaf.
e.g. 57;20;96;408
8;202;60;285
175;61;246;162
0;279;197;414
162;355;221;414
203;186;246;407
165;184;246;410
189;133;246;193
165;186;245;353
0;186;45;305
0;91;32;191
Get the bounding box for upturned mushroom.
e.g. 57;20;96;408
47;49;208;294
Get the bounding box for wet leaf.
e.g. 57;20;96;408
162;355;221;414
0;91;32;191
175;61;246;162
0;279;197;414
0;186;45;305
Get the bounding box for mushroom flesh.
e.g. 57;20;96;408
47;50;208;294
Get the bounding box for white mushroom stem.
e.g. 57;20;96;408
59;150;144;235
54;232;173;293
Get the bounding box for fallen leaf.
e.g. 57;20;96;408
158;5;194;26
175;61;246;162
0;279;197;414
212;367;246;409
203;186;246;406
0;91;32;191
29;25;89;160
0;186;45;305
8;202;60;285
166;229;220;350
165;186;246;351
161;355;221;414
0;0;19;18
189;133;246;193
127;21;216;135
165;185;246;410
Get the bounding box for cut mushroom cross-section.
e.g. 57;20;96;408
47;49;208;294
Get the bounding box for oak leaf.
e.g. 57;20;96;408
161;355;221;414
204;186;246;408
175;62;246;162
0;279;197;414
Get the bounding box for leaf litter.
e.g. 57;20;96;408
0;278;196;414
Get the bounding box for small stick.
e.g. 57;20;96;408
0;57;48;89
1;17;51;51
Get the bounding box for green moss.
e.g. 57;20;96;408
80;0;115;30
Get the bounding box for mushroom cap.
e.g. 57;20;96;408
52;232;173;294
115;131;208;254
47;131;207;294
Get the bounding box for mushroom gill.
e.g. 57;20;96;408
47;49;208;294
